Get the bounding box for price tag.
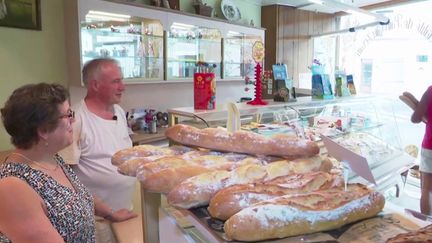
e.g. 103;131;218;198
321;135;376;185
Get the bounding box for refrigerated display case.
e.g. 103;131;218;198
167;95;415;193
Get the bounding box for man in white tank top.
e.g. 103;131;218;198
60;58;137;242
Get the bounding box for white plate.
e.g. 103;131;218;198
221;0;241;22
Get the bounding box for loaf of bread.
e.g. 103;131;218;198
111;145;175;166
141;165;212;193
208;171;343;220
386;224;432;242
167;156;331;209
165;124;320;158
117;157;159;176
224;183;385;242
399;92;427;123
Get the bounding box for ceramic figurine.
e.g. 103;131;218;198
162;0;170;8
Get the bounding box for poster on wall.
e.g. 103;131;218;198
0;0;41;30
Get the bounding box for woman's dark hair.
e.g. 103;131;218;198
1;83;69;149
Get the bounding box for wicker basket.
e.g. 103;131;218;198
194;4;213;17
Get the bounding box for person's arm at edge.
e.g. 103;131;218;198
93;196;137;222
0;177;65;243
411;89;430;124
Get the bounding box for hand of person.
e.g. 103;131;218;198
403;91;419;105
106;209;138;222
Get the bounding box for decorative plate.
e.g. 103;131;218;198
221;0;241;22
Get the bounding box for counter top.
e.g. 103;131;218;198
111;214;143;243
130;127;168;145
167;95;375;122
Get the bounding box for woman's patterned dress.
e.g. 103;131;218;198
0;154;95;242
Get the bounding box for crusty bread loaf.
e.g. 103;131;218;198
400;92;427;123
208;171;343;220
111;145;175;166
165;124;320;158
224;183;385;242
134;156;192;179
167;156;330;209
117;157;159;176
141;165;213;193
386;224;432;242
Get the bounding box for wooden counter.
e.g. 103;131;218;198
112;214;143;243
130;127;168;145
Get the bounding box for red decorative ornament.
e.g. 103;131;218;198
247;62;268;105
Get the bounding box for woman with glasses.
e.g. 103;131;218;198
0;83;135;242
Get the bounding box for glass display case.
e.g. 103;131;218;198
166;23;222;79
65;0;265;86
223;32;262;79
167;95;415;193
80;12;164;82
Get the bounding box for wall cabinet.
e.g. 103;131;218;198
167;25;222;79
81;18;164;82
64;0;265;86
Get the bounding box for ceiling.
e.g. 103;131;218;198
259;0;393;14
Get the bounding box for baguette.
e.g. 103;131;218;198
208;171;343;220
399;92;427;123
386;224;432;242
167;156;330;209
140;165;212;193
117;157;159;176
224;183;385;242
111;145;175;166
165;124;320;158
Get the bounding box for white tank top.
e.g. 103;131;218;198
64;100;136;210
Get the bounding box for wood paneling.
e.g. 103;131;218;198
262;5;336;87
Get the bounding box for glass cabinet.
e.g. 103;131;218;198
223;33;262;79
80;13;164;82
166;23;222;79
65;0;265;86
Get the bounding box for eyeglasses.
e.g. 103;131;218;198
59;109;75;120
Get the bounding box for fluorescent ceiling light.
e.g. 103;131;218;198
85;14;129;22
308;0;323;5
171;22;195;29
88;10;130;19
227;31;241;36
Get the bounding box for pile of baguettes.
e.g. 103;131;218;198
112;124;385;242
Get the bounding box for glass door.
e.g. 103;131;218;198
80;11;164;82
223;32;262;79
166;22;222;80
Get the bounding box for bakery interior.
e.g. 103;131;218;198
1;0;432;242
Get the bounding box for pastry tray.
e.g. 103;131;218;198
323;132;402;170
163;205;424;243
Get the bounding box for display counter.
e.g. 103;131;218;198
167;95;414;193
154;202;430;243
135;95;419;242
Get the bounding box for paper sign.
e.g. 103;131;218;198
321;135;376;185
